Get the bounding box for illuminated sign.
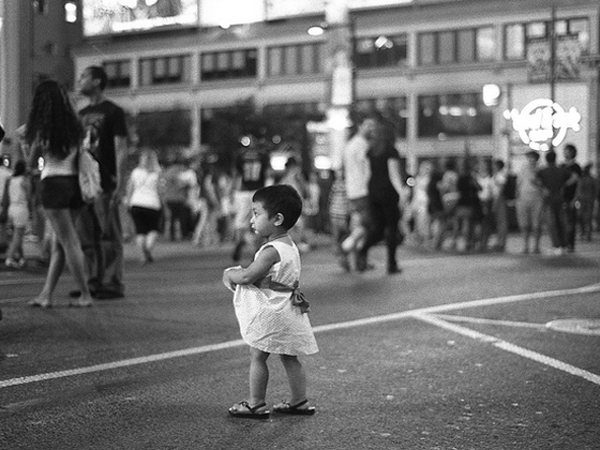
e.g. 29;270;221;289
503;99;581;151
83;0;198;37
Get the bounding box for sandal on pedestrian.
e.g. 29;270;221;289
228;401;270;419
273;399;316;415
69;299;93;308
28;298;52;309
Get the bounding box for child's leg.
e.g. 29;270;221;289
249;347;270;406
279;354;307;404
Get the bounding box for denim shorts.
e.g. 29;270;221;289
41;176;84;210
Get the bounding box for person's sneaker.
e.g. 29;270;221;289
5;258;17;268
17;258;26;268
94;290;125;300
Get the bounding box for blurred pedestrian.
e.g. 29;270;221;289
125;149;163;265
537;150;572;255
451;158;482;252
328;171;351;271
0;154;11;253
231;143;271;262
476;159;494;252
337;117;376;271
515;151;544;254
25;80;92;308
407;160;432;246
163;159;192;241
575;163;598;242
3;160;30;268
491;159;509;252
359;120;404;274
223;185;318;418
561;144;582;252
279;156;310;252
77;65;128;299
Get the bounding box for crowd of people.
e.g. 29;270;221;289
400;144;597;256
1;74;599;294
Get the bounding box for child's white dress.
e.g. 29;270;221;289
232;239;319;356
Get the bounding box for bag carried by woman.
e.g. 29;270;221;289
78;131;102;203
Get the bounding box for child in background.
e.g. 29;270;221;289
223;184;318;419
4;160;30;268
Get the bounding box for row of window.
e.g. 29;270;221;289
197;92;490;143
104;17;589;88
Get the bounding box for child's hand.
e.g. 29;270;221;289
222;267;240;293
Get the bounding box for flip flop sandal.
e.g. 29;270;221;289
228;401;270;419
273;399;316;415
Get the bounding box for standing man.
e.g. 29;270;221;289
335;116;376;272
536;150;572;255
561;144;582;252
231;142;271;262
76;65;128;299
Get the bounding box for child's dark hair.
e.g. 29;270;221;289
253;184;302;230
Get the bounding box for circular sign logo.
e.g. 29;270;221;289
504;99;581;151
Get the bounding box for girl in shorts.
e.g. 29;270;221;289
223;185;318;419
25;80;93;308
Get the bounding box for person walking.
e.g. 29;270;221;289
76;65;128;299
336;117;376;271
25;80;93;308
515;151;544;254
3;160;30;268
223;185;318;418
359;120;404;274
124;149;163;265
536;150;573;255
561;144;582;252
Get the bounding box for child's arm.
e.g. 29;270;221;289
223;246;280;290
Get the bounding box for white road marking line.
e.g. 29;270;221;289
415;312;600;386
1;283;600;389
431;313;547;329
0;340;245;389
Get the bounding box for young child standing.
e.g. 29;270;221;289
223;184;318;419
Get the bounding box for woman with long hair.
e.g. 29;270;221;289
26;79;93;308
125;149;163;264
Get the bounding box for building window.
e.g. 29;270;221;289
104;60;131;88
418;93;492;138
354;97;408;139
418;27;495;65
33;0;47;15
355;35;408;69
267;43;322;77
201;49;257;80
139;55;191;86
504;17;590;60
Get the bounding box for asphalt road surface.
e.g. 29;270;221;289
1;234;600;449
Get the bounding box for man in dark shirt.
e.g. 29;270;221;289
561;144;582;252
231;144;271;261
536;150;573;254
75;65;128;299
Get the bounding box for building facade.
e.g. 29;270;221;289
3;0;599;173
0;0;82;160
